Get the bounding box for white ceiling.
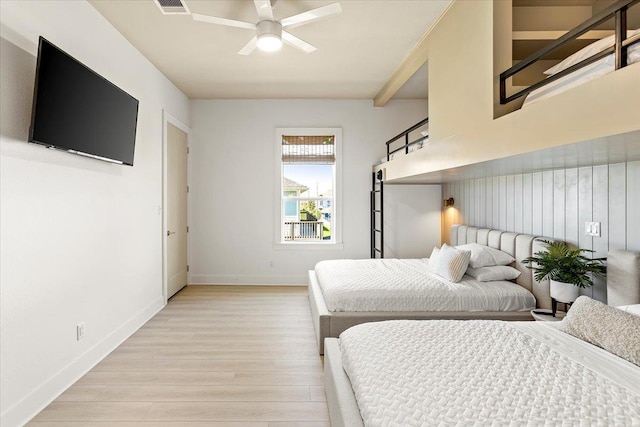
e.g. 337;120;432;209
88;0;449;100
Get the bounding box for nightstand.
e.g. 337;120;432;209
531;309;566;322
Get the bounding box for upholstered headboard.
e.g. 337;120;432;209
607;250;640;306
450;225;640;310
450;224;551;309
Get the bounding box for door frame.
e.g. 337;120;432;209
162;110;191;304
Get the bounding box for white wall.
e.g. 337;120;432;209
189;99;430;284
383;185;442;259
0;1;189;425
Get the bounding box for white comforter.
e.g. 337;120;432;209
315;258;535;312
340;320;640;426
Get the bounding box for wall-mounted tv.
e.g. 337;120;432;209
29;37;139;166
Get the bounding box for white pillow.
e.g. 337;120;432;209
456;243;515;268
617;304;640;318
428;246;440;266
465;265;521;282
433;244;471;283
544;29;640;76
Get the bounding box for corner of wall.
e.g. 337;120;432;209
1;297;164;427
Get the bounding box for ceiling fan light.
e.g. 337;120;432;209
256;20;283;52
257;34;282;52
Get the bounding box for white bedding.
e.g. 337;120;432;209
314;258;535;312
523;43;640;107
340;320;640;426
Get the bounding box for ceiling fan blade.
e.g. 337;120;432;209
280;3;342;29
253;0;274;21
238;36;258;55
192;13;256;30
282;31;316;53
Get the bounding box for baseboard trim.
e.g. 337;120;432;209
1;296;165;427
190;274;307;286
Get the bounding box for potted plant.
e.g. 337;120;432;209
523;240;606;309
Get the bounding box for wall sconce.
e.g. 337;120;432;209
443;197;455;208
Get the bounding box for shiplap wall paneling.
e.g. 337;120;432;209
565;168;579;248
553;170;565;242
609;163;626;250
441;161;640;303
498;176;506;230
506;175;515;232
493;176;500;229
628;162;640;251
592;165;609;302
514;175;523;234
522;174;533;235
532;172;543;236
483;178;495;228
542;170;554;238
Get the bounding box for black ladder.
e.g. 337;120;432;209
370;170;383;258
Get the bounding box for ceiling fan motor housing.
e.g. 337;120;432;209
257;20;282;39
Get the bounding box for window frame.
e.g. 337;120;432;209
274;127;343;249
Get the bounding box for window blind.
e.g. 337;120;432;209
282;135;335;165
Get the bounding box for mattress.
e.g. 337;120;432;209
340;320;640;426
523;43;640;107
314;258;535;312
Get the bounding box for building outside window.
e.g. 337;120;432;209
276;128;342;245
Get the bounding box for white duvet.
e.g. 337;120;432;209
340;320;640;426
315;258;535;312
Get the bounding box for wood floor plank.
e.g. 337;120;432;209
310;386;327;402
57;385;311;402
77;371;323;386
144;402;329;422
29;422;267;426
150;348;320;360
93;358;322;372
269;423;331;427
31;402;152;422
27;285;329;425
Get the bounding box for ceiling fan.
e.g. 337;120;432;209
192;0;342;55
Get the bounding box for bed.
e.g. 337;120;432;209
309;225;552;354
522;30;640;107
325;249;640;426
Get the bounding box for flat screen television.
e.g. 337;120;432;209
29;37;139;166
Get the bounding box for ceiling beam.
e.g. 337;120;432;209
373;0;454;107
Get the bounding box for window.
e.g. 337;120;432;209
275;128;342;245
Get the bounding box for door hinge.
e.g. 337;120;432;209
187;147;190;154
187;226;189;233
187;185;189;193
187;265;190;272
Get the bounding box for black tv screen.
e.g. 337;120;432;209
29;37;139;166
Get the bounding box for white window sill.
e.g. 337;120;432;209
273;242;344;251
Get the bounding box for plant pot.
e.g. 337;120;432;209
550;280;580;304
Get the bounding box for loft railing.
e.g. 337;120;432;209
500;0;640;104
385;117;429;161
284;221;324;241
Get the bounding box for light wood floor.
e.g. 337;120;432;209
28;285;329;426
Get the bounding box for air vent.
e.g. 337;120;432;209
154;0;190;15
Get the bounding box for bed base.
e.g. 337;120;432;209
324;338;364;427
309;270;533;354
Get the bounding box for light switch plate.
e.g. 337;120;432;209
585;221;601;237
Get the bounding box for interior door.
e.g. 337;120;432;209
167;123;188;298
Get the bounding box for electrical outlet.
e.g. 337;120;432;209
77;322;85;341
